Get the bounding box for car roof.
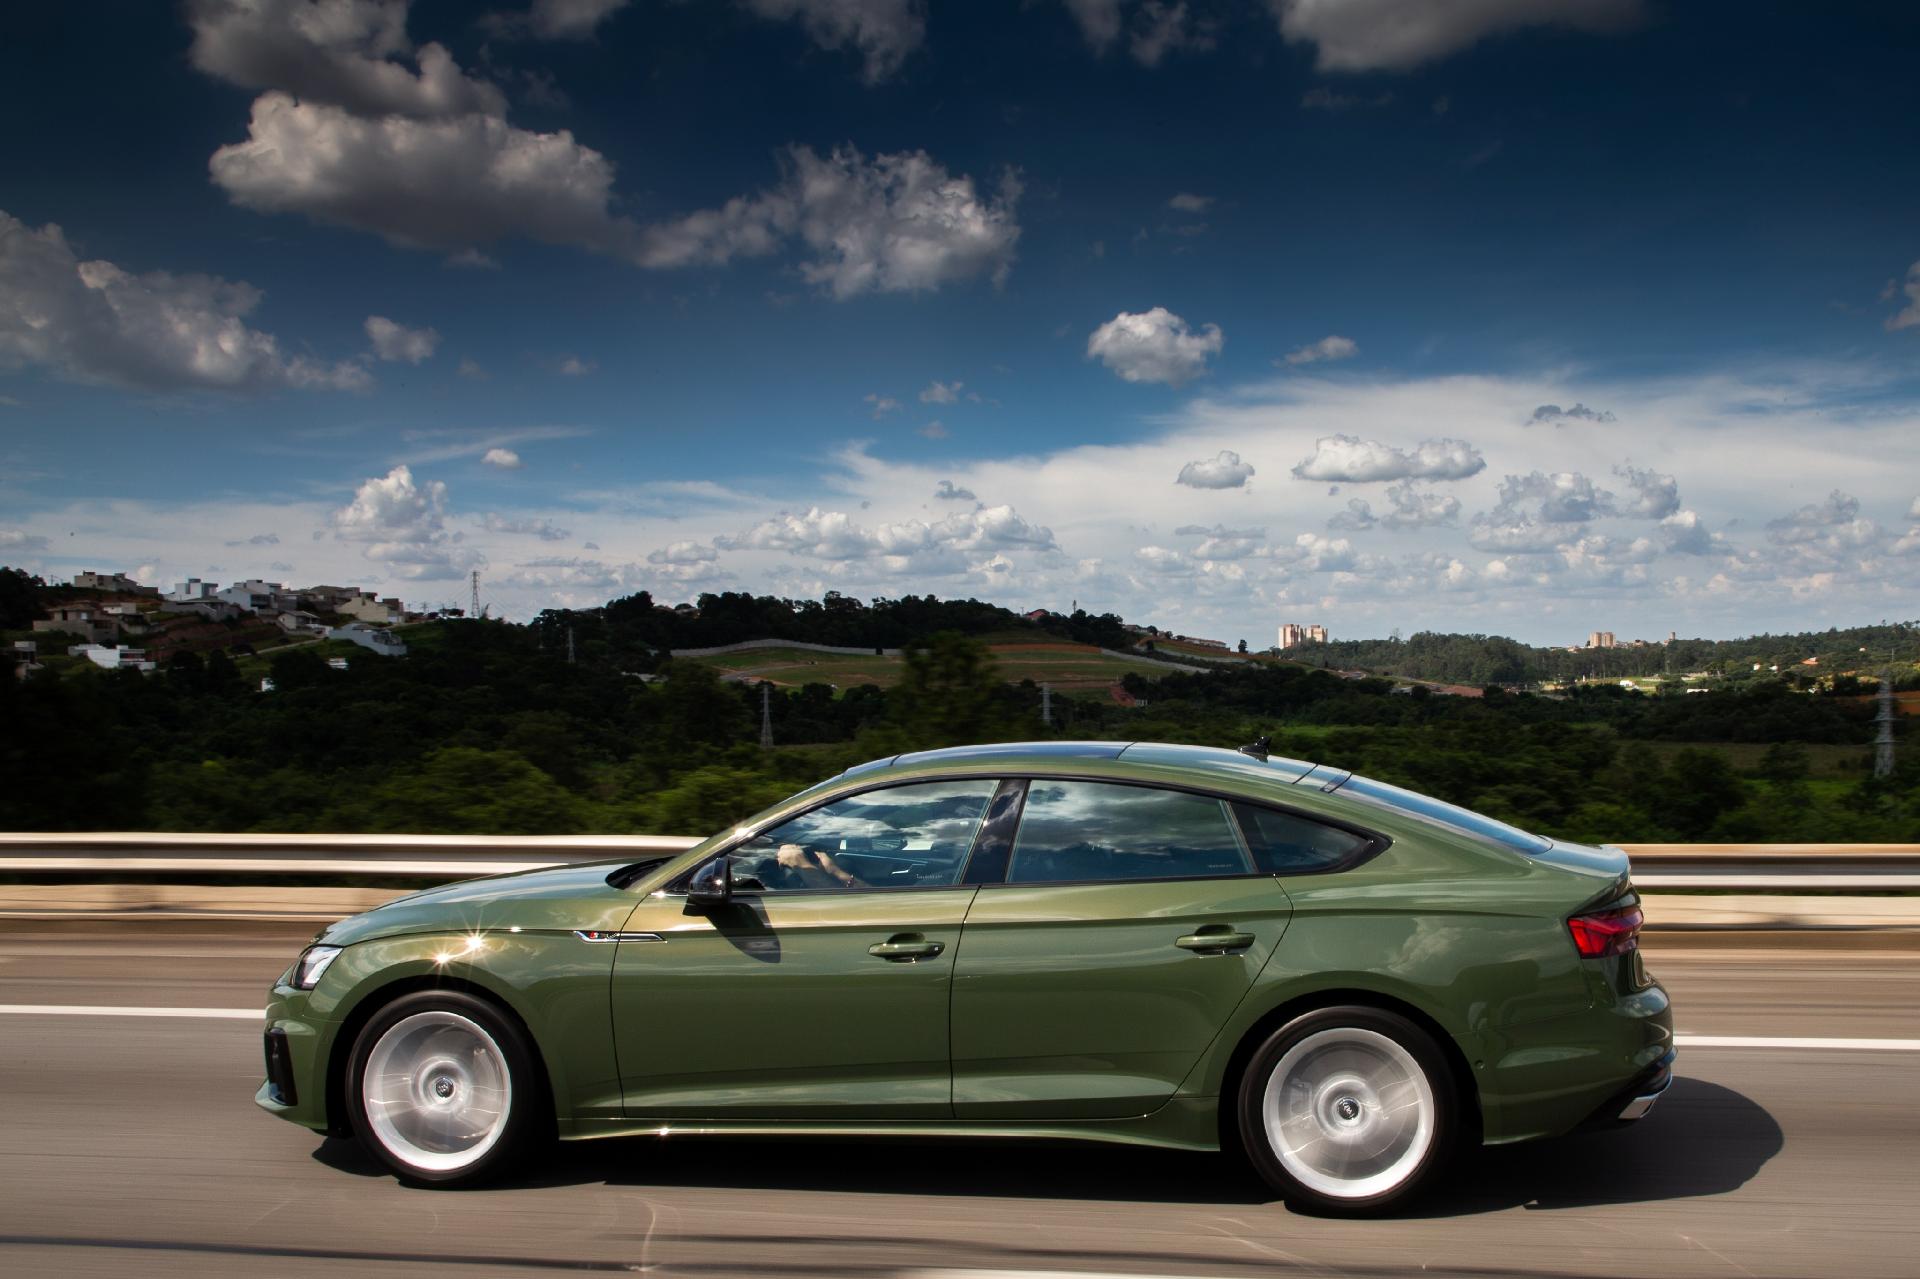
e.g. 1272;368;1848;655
841;740;1340;790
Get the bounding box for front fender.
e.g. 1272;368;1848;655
305;928;625;1132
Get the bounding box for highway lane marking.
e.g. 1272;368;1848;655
0;1004;261;1020
2;1008;1919;1051
1675;1034;1920;1050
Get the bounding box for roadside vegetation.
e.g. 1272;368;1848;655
2;581;1913;843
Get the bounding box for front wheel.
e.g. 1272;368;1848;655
346;990;545;1186
1236;1006;1457;1213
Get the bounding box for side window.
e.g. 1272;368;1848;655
1007;782;1251;884
729;780;998;893
1233;803;1375;874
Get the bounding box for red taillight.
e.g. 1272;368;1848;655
1568;905;1643;958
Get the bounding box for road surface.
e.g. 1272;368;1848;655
1;930;1916;1278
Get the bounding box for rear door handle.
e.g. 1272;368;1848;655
1176;928;1256;954
869;934;944;962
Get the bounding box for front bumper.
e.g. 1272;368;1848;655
257;983;333;1132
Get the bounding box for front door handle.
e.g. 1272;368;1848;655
1176;927;1256;955
869;934;944;962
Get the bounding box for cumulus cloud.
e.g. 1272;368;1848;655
1380;482;1461;529
186;0;506;119
920;380;963;404
1911;496;1920;521
1290;434;1485;483
865;394;901;418
1167;192;1213;213
1063;1;1209;65
1766;490;1880;553
637;145;1023;299
933;479;976;501
1175;523;1265;559
557;355;596;376
1613;464;1680;519
330;464;481;579
1281;334;1358;366
1175;449;1255;489
0;209;367;393
224;532;282;547
918;420;948;439
1486;470;1616;524
1326;497;1375;531
1088;307;1224;386
210;94;637;259
740;0;926;84
1659;509;1722;556
646;539;719;565
1269;0;1644;73
480;512;570;540
364;315;439;363
1;529;50;551
1531;401;1616;424
1887;260;1920;332
481;447;522;469
716;502;1054;569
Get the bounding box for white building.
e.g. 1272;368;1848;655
333;623;407;656
72;644;157;672
1277;623;1329;650
168;578;218;602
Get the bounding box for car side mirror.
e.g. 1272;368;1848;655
685;854;733;908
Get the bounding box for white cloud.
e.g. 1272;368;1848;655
557;356;596;376
1269;0;1643;73
740;0;926;84
1765;491;1882;560
1327;497;1375;531
1175;449;1255;489
865;393;902;418
1659;509;1721;556
1088;307;1224;386
1;529;50;552
211;94;636;259
0;209;367;393
1175;524;1264;560
330;464;481;580
1281;334;1358;366
1379;482;1460;529
1062;0;1123;51
920;379;963;404
364;314;439;363
647;539;719;565
1613;464;1680;519
715;501;1053;570
1486;469;1616;523
1887;260;1920;332
1290;434;1485;483
918;420;949;439
637;145;1023;299
1062;1;1208;66
481;448;522;469
1168;192;1213;213
186;0;506;119
1910;496;1920;521
933;479;976;501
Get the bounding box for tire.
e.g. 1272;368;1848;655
1235;1005;1457;1214
346;990;546;1186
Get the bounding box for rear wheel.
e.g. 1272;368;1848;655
347;990;544;1186
1236;1005;1456;1213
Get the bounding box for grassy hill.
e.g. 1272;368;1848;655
685;640;1200;696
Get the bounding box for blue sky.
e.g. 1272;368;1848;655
2;0;1918;646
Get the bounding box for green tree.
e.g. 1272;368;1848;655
891;631;1006;745
361;747;592;833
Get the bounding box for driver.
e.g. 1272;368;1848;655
773;842;864;889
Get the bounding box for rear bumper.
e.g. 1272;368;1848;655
1584;1047;1676;1127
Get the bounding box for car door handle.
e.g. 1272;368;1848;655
1175;928;1256;954
869;935;944;962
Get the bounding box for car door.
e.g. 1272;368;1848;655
949;778;1295;1120
611;778;998;1120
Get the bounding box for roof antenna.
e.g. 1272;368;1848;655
1238;734;1271;762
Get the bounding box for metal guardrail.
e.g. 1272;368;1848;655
0;834;1916;888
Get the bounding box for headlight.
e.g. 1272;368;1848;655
293;944;343;990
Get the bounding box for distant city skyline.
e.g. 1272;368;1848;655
3;2;1919;647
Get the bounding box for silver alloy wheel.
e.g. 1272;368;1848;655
1260;1026;1436;1199
362;1010;513;1173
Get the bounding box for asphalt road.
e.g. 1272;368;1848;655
1;931;1917;1279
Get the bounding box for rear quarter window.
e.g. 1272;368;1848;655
1231;803;1378;875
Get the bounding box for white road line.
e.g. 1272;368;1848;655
1675;1034;1920;1051
0;1004;262;1020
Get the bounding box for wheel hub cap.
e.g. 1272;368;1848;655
362;1011;513;1174
1261;1027;1436;1200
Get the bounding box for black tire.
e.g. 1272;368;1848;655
1234;1005;1457;1214
346;990;547;1186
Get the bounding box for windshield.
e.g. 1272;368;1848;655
1335;775;1552;857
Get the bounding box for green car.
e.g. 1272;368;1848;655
259;740;1673;1212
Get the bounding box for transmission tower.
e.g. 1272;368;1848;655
1040;682;1052;727
567;626;576;665
1875;670;1896;779
469;570;481;620
759;682;774;749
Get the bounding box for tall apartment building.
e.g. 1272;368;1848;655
1587;631;1616;649
1278;623;1329;650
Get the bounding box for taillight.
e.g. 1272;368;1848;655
1568;905;1643;958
